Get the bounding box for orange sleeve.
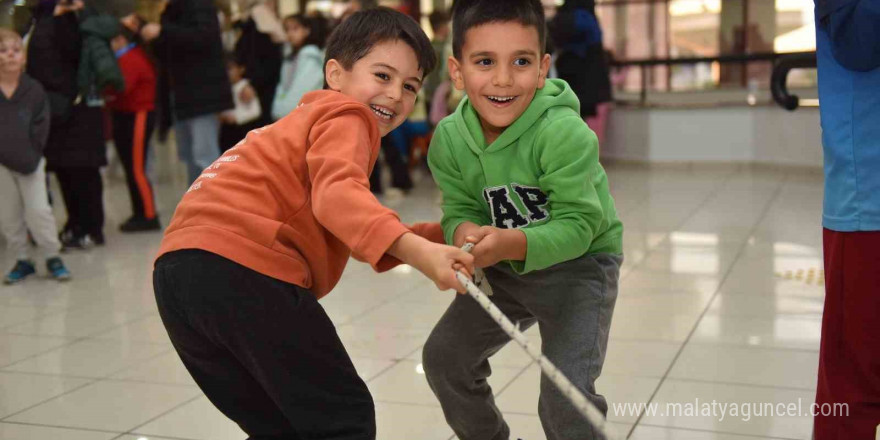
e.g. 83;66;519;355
408;222;444;244
306;110;410;271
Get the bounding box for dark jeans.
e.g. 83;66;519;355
112;111;157;220
54;167;104;237
153;249;376;440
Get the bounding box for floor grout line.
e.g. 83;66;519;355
628;171;791;439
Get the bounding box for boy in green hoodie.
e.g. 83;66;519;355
422;1;623;439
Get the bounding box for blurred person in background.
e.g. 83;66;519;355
549;0;611;125
27;0;123;249
423;9;449;114
105;24;161;232
234;0;284;125
270;12;328;121
0;28;71;283
140;0;233;185
219;53;261;152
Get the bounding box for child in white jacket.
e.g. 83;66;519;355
219;54;261;152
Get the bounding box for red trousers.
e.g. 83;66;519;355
815;229;880;439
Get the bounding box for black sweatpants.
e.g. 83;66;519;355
112;111;157;220
153;249;376;440
54;167;104;237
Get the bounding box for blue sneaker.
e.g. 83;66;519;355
46;257;71;282
4;260;36;284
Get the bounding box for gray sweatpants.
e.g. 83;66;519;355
0;160;61;261
423;253;622;440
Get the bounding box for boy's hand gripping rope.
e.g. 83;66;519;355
456;243;619;440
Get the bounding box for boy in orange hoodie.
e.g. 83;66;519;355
153;8;473;439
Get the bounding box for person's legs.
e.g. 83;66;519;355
16;160;62;259
188;114;222;183
53;168;80;236
173;118;197;184
113;111;141;218
380;136;412;191
154;250;376;440
76;167;104;241
133;111;158;220
483;254;621;440
814;229;880;439
0;165;30;261
423;283;535;440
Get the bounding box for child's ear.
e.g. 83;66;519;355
537;53;551;89
447;55;465;91
324;59;344;91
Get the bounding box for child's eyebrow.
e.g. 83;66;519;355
469;49;538;59
372;62;423;85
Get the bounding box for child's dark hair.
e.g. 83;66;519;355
283;13;330;49
451;0;546;59
428;10;450;32
324;7;436;79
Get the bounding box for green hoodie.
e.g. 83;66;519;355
428;78;623;274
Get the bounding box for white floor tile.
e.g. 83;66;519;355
0;334;73;367
111;351;196;386
2;339;170;378
603;340;682;378
0;371;91;418
7;380;201;432
707;293;824;318
3;301;152;338
690;314;822;351
375;402;454;440
91;315;172;345
629;425;780;440
0;423;118;440
639;379;815;439
336;325;430;360
668;344;819;390
132;396;245;440
347;300;450;329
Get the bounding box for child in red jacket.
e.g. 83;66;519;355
106;26;160;232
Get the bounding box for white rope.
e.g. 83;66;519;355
456;243;619;440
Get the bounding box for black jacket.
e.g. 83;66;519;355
153;0;233;125
234;18;282;125
26;11;106;170
0;75;50;174
550;5;612;117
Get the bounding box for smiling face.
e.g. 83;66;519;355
448;21;550;144
325;39;424;137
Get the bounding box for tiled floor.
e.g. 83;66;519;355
0;163;824;439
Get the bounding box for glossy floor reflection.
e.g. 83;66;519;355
0;164;824;439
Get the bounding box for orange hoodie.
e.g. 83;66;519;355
157;90;442;298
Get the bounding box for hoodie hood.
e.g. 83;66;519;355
3;74;38;103
80;13;121;39
452;78;580;155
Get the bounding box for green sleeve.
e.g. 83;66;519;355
514;116;604;273
427;127;489;245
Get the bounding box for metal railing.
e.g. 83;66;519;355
611;51;817;106
771;52;818;111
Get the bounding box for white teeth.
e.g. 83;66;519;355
370;105;394;120
487;96;516;103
